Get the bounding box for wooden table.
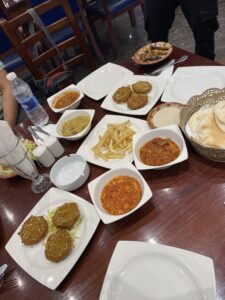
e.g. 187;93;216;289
1;47;225;300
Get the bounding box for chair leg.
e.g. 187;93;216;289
83;17;105;63
129;10;136;26
105;17;119;52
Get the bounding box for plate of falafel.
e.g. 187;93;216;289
101;75;168;115
5;187;100;290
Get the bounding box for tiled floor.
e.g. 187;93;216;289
71;0;225;82
97;0;224;63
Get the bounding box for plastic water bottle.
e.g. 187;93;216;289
7;72;49;126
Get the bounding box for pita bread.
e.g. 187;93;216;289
214;100;225;125
215;116;225;133
188;107;225;148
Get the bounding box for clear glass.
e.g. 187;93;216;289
0;137;51;193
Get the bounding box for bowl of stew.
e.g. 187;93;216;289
56;109;95;141
47;84;84;113
133;124;188;170
87;163;152;224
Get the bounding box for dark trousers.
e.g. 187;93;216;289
144;0;219;60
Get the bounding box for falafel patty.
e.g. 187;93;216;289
45;229;72;262
52;202;80;229
112;86;132;103
132;81;152;94
127;93;148;110
19;215;48;245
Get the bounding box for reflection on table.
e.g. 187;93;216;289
1;46;225;300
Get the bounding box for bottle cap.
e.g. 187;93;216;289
6;72;17;81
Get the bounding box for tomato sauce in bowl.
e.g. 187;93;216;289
101;175;142;215
53;90;80;109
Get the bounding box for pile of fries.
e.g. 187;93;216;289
92;120;136;161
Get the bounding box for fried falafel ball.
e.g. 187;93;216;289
45;229;72;262
52;202;80;229
19;215;48;245
132;81;152;94
127;93;148;110
112;86;132;103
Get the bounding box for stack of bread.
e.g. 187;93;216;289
188;100;225;149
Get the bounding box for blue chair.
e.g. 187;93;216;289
83;0;145;52
28;0;104;62
0;9;25;73
1;0;103;79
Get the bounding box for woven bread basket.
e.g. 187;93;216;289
180;88;225;162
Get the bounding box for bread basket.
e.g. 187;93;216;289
180;88;225;162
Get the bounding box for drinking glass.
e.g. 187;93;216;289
0;137;51;193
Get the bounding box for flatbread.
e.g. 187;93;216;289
214;100;225;125
188;107;225;148
215;116;225;133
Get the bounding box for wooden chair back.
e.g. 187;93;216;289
0;0;97;79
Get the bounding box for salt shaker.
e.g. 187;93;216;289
44;136;64;158
33;145;55;167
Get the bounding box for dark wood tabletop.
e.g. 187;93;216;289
1;46;225;300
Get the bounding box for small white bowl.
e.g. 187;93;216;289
133;124;188;170
56;109;95;141
47;84;84;113
50;154;90;191
88;163;152;224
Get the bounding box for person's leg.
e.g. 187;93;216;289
180;0;218;60
145;0;179;42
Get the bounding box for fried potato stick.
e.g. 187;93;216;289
91;120;135;161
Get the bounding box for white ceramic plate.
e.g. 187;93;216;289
47;84;84;113
133;124;188;170
101;75;167;115
76;114;149;169
100;241;216;300
5;187;100;290
88;163;152;224
77;63;133;100
161;66;225;104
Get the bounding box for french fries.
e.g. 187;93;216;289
91;120;136;161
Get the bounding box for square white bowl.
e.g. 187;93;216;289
47;84;84;113
88;163;152;224
133;124;188;170
55;109;95;141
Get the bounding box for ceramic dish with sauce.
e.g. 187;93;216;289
47;84;84;113
87;163;152;224
133;124;188;170
147;102;185;128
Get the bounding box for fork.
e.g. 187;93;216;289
144;55;188;76
0;264;7;289
27;126;44;146
0;265;18;293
